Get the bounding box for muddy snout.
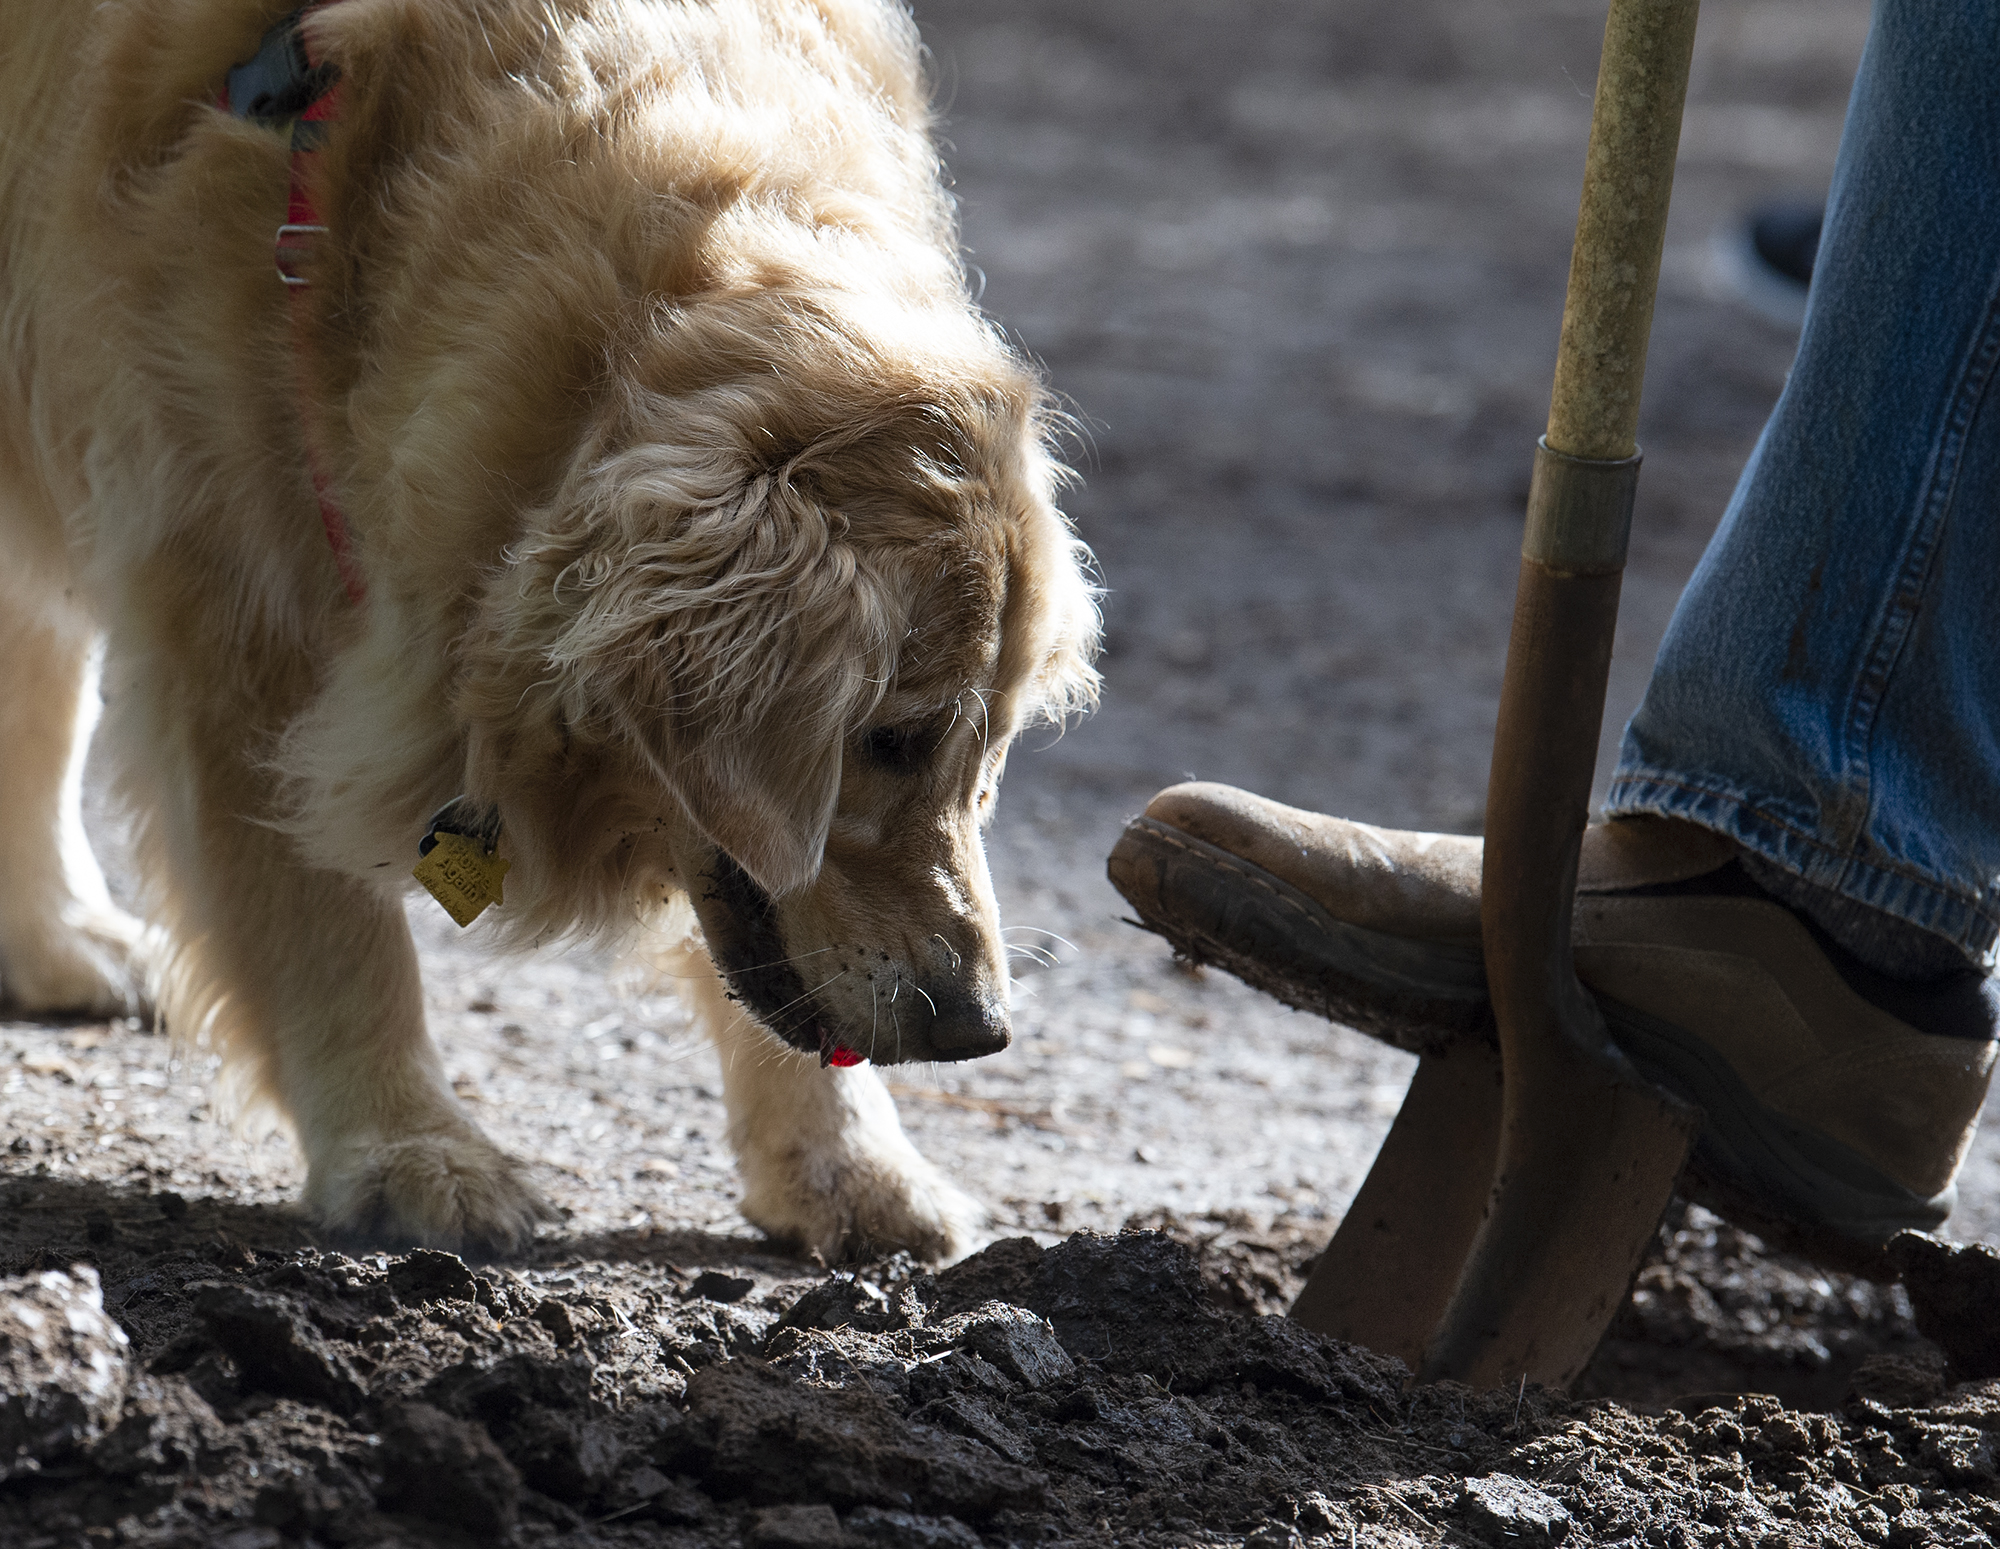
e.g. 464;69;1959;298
811;934;1011;1065
689;852;1010;1065
921;984;1012;1060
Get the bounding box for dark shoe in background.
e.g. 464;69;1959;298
1713;197;1824;329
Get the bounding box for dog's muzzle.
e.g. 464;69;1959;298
691;852;1009;1066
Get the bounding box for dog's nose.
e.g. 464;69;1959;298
914;985;1011;1062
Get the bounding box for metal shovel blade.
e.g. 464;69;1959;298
1289;1039;1502;1372
1419;1023;1697;1389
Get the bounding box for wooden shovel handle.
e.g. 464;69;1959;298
1548;0;1701;462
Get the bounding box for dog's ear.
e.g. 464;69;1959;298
653;705;846;898
513;447;902;898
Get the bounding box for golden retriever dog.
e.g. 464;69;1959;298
0;0;1098;1261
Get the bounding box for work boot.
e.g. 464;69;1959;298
1108;782;1999;1261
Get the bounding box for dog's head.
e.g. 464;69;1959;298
262;0;1097;1063
456;288;1098;1064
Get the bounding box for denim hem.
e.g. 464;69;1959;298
1605;772;2000;965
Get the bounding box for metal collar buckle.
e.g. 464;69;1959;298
274;222;326;287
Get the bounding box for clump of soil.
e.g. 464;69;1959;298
1579;1203;1942;1413
6;1189;2000;1548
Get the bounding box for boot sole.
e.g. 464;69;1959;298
1107;817;1488;1058
1109;815;1950;1264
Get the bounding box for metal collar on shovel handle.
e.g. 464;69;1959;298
1288;0;1704;1391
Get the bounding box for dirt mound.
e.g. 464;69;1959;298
5;1217;2000;1547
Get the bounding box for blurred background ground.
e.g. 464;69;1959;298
13;0;1997;1402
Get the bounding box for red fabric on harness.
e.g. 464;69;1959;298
283;80;366;605
222;8;365;604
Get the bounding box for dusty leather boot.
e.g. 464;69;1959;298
1109;781;1999;1259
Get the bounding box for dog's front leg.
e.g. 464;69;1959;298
125;692;548;1250
196;868;549;1250
666;945;984;1263
244;873;550;1252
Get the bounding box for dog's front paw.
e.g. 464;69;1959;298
741;1141;986;1265
306;1126;555;1253
734;1072;987;1264
0;904;148;1017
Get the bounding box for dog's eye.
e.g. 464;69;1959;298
861;724;926;773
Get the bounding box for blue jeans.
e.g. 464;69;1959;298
1608;0;2000;964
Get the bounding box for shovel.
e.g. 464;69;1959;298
1284;0;1705;1389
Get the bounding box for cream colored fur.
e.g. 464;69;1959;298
0;0;1098;1261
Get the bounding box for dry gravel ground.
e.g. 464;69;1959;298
9;0;2000;1544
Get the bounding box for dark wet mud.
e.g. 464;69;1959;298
7;1187;2000;1548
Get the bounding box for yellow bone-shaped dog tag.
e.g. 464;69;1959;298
413;831;509;928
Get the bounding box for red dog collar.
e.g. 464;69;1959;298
221;6;364;603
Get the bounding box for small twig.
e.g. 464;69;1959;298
1365;1485;1434;1532
884;1084;1072;1133
1513;1372;1528;1427
571;1499;651;1533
